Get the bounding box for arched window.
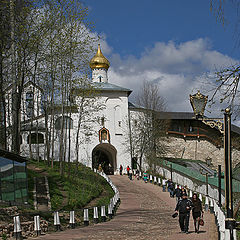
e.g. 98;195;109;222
99;127;110;143
27;133;44;144
55;116;73;130
26;91;34;118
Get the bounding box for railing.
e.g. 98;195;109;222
154;165;237;240
162;160;240;193
9;169;120;239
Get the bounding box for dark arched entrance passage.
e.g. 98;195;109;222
92;143;117;175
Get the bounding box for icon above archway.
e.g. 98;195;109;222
99;127;110;143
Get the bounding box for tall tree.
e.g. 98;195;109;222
209;0;240;116
129;81;168;172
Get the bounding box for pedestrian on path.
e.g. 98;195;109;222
129;169;133;180
98;164;102;172
173;185;182;202
162;178;166;191
127;166;130;176
181;186;187;196
120;165;123;175
175;193;193;234
143;171;148;183
168;180;174;197
191;193;203;233
136;169;140;180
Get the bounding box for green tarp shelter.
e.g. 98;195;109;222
0;149;28;203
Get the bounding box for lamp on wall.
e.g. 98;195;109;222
190;91;208;118
189;91;224;133
190;91;236;239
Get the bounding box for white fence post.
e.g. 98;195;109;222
69;210;75;228
34;215;41;236
13;215;22;239
54;211;60;231
101;206;106;222
84;209;89;226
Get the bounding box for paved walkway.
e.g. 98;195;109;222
35;175;218;240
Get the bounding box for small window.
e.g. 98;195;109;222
118;121;121;127
26;91;34;118
134;120;137;127
27;133;44;144
55;116;73;130
101;117;105;126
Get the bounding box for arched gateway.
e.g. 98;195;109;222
92;143;117;175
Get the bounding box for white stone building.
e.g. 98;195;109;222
16;44;132;174
5;44;240;174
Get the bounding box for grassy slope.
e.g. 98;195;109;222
27;160;114;211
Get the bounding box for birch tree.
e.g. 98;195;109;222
129;81;168;172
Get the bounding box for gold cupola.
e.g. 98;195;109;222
89;44;110;70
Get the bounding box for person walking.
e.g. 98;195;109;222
173;185;182;202
167;180;174;197
129;169;133;180
98;164;102;172
162;178;166;192
175;193;193;234
126;166;130;176
191;193;203;233
143;171;148;183
119;165;123;175
181;186;187;196
136;169;140;180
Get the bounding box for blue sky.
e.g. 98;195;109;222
85;0;238;58
83;0;240;119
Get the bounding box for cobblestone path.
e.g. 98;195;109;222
36;175;218;240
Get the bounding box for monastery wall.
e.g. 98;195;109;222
165;136;240;169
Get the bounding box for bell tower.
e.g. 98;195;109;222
89;44;110;83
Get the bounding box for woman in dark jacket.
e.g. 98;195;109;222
191;193;203;233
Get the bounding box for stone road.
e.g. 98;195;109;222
35;175;218;240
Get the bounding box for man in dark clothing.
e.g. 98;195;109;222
119;165;123;175
175;193;193;234
173;185;182;202
169;182;174;198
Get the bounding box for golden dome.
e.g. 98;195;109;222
89;44;110;70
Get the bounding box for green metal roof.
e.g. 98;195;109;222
92;82;132;96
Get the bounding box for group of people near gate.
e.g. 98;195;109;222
119;165;140;181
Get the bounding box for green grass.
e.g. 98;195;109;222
27;160;115;211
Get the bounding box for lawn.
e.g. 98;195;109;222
27;160;115;211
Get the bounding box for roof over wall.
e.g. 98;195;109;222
155;111;195;120
129;101;240;135
0;149;27;163
92;82;132;94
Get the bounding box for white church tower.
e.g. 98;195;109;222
86;44;132;174
90;44;110;83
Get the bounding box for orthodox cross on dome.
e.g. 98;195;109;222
98;75;102;82
89;44;110;70
89;44;110;83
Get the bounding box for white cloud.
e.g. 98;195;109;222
105;38;239;115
